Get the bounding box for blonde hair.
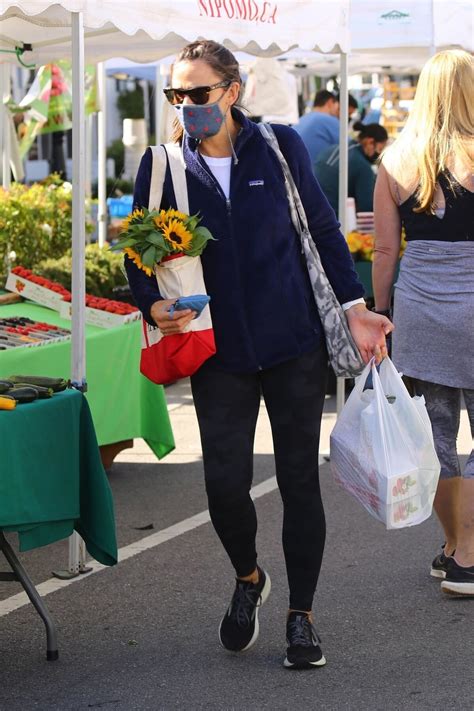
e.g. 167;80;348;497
383;49;474;213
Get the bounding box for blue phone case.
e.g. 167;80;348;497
168;294;210;319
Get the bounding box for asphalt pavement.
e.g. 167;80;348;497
0;379;472;711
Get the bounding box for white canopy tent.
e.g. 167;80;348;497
0;0;351;573
273;0;473;75
0;1;349;61
351;0;473;58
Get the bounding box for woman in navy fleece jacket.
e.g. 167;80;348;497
126;40;392;670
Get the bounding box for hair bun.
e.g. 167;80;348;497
352;120;364;132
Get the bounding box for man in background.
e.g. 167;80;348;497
294;90;359;168
293;90;340;165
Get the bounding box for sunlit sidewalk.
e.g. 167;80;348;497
116;377;472;467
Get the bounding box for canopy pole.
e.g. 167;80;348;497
71;11;86;391
337;51;349;415
429;0;436;56
97;62;107;247
0;65;5;186
154;64;165;143
1;64;11;189
337;51;348;237
67;11;88;578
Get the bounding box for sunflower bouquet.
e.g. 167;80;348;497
114;207;215;276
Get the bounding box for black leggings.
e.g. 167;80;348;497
191;346;328;611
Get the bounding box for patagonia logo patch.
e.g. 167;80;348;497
248;180;264;187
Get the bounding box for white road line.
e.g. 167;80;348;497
0;476;279;619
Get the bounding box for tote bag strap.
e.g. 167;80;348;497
148;143;189;214
164;143;189;215
148;145;167;210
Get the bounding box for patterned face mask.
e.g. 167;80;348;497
174;100;225;141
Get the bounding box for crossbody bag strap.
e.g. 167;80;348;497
258;123;309;241
148;143;190;215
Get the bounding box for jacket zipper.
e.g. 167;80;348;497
196;150;262;370
197;153;230;207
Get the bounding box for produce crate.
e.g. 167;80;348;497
59;300;141;329
5;272;64;311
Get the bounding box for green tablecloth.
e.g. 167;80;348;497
0;302;174;459
0;389;117;563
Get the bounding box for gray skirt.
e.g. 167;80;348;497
392;240;474;389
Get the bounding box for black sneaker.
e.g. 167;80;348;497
441;558;474;597
284;611;326;669
430;545;452;579
219;567;271;652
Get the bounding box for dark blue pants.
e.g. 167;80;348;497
191;346;328;611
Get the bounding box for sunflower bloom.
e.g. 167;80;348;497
153;214;166;229
167;208;188;221
153;208;188;229
122;208;144;231
161;219;193;252
124;247;153;276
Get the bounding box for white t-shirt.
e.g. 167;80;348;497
201;155;232;199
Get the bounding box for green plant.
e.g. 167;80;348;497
106;138;125;178
91;177;134;200
116;85;145;121
0;177;96;284
36;243;128;298
0;179;72;283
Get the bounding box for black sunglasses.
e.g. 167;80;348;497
163;80;231;106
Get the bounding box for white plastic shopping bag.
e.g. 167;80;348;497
330;357;440;529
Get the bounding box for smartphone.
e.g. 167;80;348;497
168;294;210;319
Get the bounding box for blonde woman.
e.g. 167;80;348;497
373;50;474;596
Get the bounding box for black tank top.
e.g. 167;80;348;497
399;171;474;242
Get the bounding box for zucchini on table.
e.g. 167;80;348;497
8;375;68;392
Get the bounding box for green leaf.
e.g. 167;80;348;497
185;215;200;231
145;232;168;248
193;226;215;241
140;245;156;268
114;237;141;249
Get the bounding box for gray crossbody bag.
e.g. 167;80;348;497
259;123;365;378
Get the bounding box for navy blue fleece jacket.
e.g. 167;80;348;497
125;111;364;373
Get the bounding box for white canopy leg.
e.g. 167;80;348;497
0;65;4;186
337;51;349;417
97;62;107;247
1;63;11;189
56;11;91;579
71;10;86;395
154;64;165;144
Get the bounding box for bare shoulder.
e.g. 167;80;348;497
447;156;474;191
380;150;418;204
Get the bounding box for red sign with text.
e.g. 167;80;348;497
197;0;278;23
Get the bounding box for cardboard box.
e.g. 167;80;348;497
5;272;64;311
59;301;141;329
